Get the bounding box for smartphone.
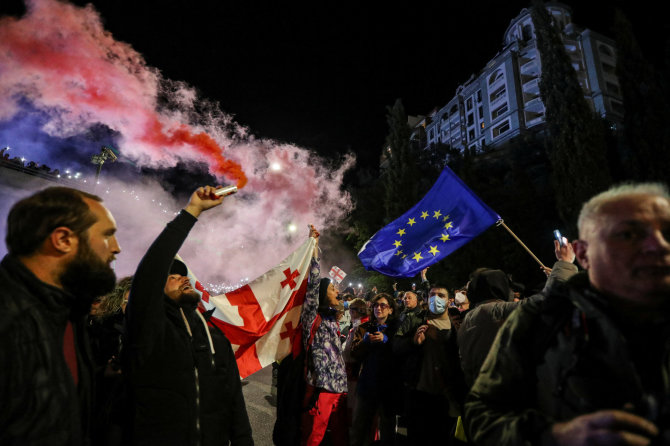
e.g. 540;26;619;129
553;229;565;247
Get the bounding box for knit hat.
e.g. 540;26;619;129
169;259;188;277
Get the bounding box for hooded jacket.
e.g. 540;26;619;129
123;211;253;446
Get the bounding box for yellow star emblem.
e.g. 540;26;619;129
395;249;403;256
407;218;416;226
433;210;442;219
443;215;450;221
402;254;407;259
420;211;429;220
440;233;450;242
393;240;402;248
444;221;453;230
412;252;423;262
428;246;440;256
397;228;406;236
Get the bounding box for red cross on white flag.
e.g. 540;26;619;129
177;237;316;378
329;265;347;283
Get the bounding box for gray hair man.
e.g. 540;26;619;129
465;183;670;446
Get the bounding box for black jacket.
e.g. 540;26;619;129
0;254;93;445
123;211;253;446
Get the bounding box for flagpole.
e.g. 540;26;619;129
496;220;547;269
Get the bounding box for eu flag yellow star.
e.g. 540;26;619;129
443;215;450;222
412;252;423;262
420;211;429;220
428;246;440;256
433;210;442;219
444;221;453;230
395;249;403;256
397;228;406;236
408;218;416;226
440;233;451;242
393;240;402;248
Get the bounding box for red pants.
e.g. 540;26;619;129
301;385;348;446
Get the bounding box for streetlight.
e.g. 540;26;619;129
91;145;118;186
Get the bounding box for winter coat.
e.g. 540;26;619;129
0;254;94;445
123;211;253;446
300;258;347;394
465;272;670;445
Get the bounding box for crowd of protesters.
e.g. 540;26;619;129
1;181;669;446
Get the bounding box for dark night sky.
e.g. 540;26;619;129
1;0;665;171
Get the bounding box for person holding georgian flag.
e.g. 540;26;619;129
300;225;348;446
122;186;253;446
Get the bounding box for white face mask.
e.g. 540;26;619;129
428;295;447;315
454;292;467;305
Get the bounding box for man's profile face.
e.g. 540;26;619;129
82;199;121;266
164;274;200;306
403;292;418;309
575;194;670;306
60;200;120;302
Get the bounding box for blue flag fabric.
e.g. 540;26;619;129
358;166;500;278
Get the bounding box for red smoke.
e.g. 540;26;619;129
143;117;247;187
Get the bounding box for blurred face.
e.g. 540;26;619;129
372;297;392;322
403;292;418;309
574;194;670;307
350;305;366;320
164;274;200;306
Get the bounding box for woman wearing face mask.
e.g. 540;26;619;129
349;293;399;446
404;284;466;446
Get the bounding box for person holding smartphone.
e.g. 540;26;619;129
349;293;399;446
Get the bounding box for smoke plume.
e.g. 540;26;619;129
0;0;354;285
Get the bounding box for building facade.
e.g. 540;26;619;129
412;2;623;154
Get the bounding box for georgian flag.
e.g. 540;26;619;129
328;265;347;283
178;237;316;378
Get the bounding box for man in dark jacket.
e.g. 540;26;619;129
0;186;121;445
123;185;253;446
465;183;670;445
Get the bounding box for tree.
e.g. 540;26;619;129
613;9;670;182
531;1;612;231
381;99;422;223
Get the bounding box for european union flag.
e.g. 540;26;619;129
358;166;500;278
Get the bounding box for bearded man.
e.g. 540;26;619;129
122;186;253;446
0;186;122;445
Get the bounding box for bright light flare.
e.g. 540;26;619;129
288;223;297;233
270;162;281;171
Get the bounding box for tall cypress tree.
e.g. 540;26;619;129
531;1;611;230
382;99;421;222
613;9;670;182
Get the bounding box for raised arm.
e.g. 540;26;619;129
125;186;225;362
301;225;321;346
